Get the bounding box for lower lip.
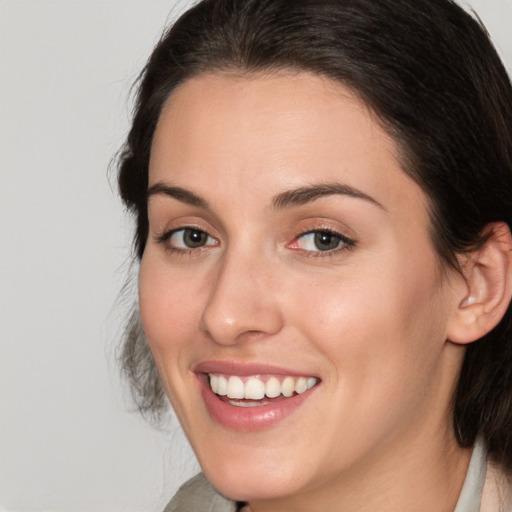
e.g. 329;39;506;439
198;375;317;431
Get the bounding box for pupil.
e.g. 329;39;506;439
314;232;340;251
185;229;206;248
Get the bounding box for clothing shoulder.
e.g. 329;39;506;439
163;473;237;512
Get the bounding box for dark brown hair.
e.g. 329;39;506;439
117;0;512;469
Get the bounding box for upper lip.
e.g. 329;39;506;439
193;360;319;379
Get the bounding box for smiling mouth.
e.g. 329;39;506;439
208;374;319;407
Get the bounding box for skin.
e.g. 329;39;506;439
139;72;473;512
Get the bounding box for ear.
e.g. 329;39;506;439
447;222;512;344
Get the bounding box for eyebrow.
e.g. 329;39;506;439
272;182;386;211
147;183;209;209
146;181;385;211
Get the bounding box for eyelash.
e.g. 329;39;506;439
155;227;356;257
290;228;356;258
155;227;218;255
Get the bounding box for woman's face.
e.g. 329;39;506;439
139;72;465;505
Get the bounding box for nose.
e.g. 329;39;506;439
199;251;284;345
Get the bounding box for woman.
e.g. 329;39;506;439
117;0;512;510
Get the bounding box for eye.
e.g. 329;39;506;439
160;228;217;250
291;230;355;253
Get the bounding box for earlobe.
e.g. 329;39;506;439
448;222;512;345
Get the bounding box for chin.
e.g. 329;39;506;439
199;450;308;503
207;473;299;503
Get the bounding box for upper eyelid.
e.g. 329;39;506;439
298;227;348;237
152;221;356;249
287;232;356;261
156;226;216;241
294;223;356;241
293;228;356;246
146;202;222;236
155;227;219;255
153;218;218;237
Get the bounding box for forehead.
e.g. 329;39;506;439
154;71;385;158
149;71;426;218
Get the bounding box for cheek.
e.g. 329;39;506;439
288;250;450;392
138;256;209;423
286;262;450;459
138;256;198;359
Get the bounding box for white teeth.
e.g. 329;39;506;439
307;377;317;390
210;374;219;393
265;377;281;398
209;374;318;400
244;377;266;400
295;377;308;394
217;375;228;396
227;376;245;399
228;399;268;408
281;376;295;397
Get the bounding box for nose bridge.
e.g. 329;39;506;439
200;245;283;344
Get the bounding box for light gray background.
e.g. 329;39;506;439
1;0;511;511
